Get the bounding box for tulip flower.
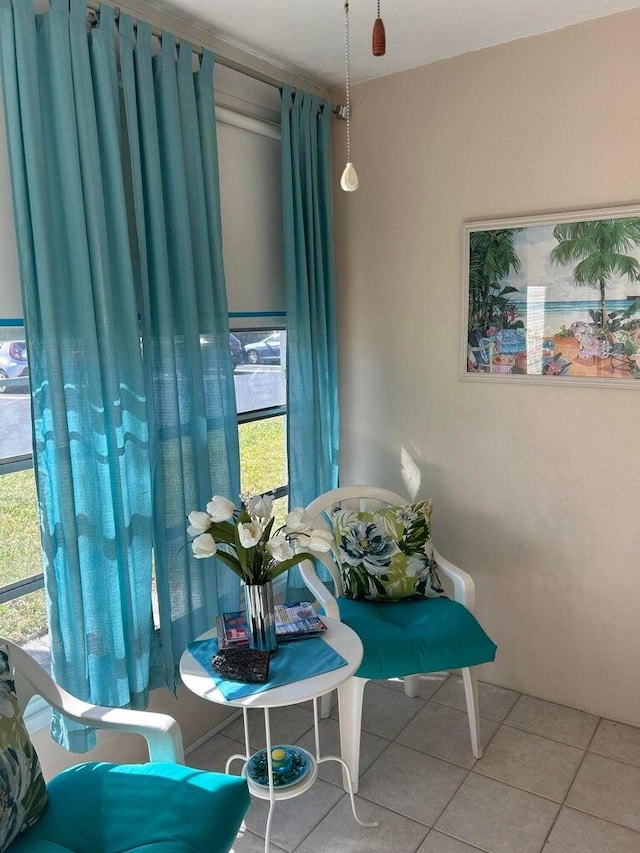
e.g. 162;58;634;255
191;533;217;559
238;521;261;549
206;495;236;522
187;511;212;537
266;536;294;562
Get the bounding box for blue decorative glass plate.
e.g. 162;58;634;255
246;745;310;788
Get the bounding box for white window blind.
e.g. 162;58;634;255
215;66;284;327
0;97;21;322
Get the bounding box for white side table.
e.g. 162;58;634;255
180;616;377;852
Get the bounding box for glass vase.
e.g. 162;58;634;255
244;580;278;655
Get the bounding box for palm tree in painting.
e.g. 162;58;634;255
468;228;522;336
550;218;640;331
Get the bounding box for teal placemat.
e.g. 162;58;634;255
187;636;348;701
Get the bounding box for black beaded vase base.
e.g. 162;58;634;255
211;647;271;683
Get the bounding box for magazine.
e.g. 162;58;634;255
217;601;326;647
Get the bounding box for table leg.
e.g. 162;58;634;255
225;708;251;774
313;697;378;830
337;677;367;793
263;706;276;853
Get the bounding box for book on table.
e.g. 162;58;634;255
217;601;327;647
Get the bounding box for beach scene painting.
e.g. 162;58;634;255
463;206;640;384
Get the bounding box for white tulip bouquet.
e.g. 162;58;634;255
187;493;333;585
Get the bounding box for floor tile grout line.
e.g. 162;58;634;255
231;715;640;849
587;745;640;769
498;719;598;750
197;686;640;850
343;721;484;833
465;766;571;808
556;803;640;835
288;788;347;852
559;711;603;806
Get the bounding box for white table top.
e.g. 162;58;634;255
180;616;363;709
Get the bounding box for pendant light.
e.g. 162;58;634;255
340;0;359;192
372;0;386;56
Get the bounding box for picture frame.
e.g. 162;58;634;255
461;205;640;386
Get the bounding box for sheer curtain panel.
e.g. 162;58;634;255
0;0;153;750
119;19;241;689
0;0;241;747
281;86;339;592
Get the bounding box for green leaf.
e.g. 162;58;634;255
234;525;248;574
213;549;247;581
209;520;236;545
265;551;314;581
263;516;276;541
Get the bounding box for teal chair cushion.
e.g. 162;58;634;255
337;595;497;680
11;762;249;853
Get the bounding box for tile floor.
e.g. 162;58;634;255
187;674;640;853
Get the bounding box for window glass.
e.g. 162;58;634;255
232;329;286;415
239;414;287;527
239;415;286;493
0;326;31;464
0;469;47;646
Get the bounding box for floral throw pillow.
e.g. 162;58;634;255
0;644;48;853
331;500;443;601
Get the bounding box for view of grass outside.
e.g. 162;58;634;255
0;416;286;644
0;468;44;643
239;415;287;525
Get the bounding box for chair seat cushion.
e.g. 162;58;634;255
337;596;497;680
10;762;249;853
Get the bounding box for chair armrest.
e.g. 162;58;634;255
7;640;184;763
433;547;476;612
53;692;185;764
299;556;341;620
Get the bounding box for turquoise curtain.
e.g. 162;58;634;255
281;86;339;591
119;18;240;689
0;0;153;750
0;0;240;747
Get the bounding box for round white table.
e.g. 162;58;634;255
180;616;377;852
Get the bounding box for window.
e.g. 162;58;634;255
0;90;47;653
0;64;290;652
217;66;289;530
233;327;288;528
0;326;47;652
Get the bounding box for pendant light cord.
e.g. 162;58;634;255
344;0;352;164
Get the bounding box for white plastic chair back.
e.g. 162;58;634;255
301;486;407;600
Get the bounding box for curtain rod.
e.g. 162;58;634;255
86;1;345;118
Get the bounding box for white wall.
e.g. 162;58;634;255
332;9;640;725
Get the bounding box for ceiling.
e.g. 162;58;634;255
126;0;640;90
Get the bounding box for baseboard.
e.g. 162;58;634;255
184;707;243;756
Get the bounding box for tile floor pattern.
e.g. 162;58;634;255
187;674;640;853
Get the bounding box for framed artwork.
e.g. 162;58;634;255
461;205;640;385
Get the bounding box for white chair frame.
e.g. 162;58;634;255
1;637;184;764
299;486;482;792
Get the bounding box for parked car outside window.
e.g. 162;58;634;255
0;341;29;393
229;333;244;367
244;332;281;365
